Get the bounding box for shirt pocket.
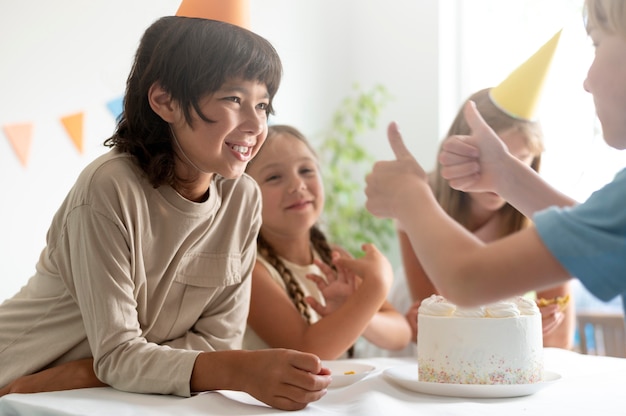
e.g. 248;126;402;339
147;252;243;343
175;252;242;287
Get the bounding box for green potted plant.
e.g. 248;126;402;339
317;83;396;258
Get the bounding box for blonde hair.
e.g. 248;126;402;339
584;0;626;37
432;88;544;237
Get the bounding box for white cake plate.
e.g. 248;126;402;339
383;365;561;398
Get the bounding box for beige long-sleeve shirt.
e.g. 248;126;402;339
0;149;261;396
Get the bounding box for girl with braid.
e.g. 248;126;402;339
244;125;411;359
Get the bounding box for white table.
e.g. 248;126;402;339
1;348;623;415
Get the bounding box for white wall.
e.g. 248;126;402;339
0;0;446;301
252;0;444;161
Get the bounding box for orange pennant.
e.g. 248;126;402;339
3;122;33;167
176;0;250;29
60;112;84;154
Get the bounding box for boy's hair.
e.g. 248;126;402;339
251;125;334;323
432;88;544;237
250;124;320;163
584;0;626;38
104;16;283;188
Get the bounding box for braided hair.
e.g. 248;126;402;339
257;224;334;323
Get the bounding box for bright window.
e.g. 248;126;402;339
454;0;624;313
455;0;625;202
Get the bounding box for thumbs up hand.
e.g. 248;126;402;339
365;122;427;219
438;100;510;193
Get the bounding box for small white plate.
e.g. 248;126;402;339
383;365;561;398
322;361;375;388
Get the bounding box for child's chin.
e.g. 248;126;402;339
221;168;246;180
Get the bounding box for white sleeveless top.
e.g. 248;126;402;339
243;251;327;350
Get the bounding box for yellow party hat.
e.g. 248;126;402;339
489;29;562;120
176;0;250;29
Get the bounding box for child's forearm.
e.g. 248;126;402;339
302;274;391;358
496;157;578;217
0;358;106;396
362;307;412;350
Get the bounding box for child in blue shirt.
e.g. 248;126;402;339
352;0;626;318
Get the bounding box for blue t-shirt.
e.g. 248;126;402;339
534;168;626;316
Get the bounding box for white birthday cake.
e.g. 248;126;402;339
417;294;543;384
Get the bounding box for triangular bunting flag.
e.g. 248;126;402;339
3;122;34;167
60;112;84;154
106;96;124;122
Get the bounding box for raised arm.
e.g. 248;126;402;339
247;243;393;359
307;245;411;351
398;228;437;302
363;121;570;307
439;101;577;217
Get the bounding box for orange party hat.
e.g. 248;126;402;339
176;0;250;29
489;29;562;120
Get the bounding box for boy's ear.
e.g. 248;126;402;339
148;82;179;123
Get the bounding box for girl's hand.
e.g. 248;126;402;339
306;251;358;316
538;303;564;336
405;300;421;343
333;243;393;294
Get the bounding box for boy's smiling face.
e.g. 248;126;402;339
170;77;271;180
